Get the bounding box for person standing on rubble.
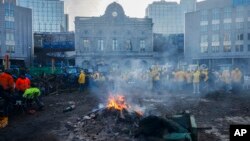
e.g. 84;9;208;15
192;69;200;94
78;70;86;92
231;68;242;93
0;69;15;128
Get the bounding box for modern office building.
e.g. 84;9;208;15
232;0;250;6
185;0;250;70
75;2;154;70
0;0;32;67
146;0;196;35
16;0;66;32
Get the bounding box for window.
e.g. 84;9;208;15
248;45;250;51
6;45;15;53
248;33;250;40
224;45;231;52
201;10;208;21
212;8;220;20
224;23;231;30
5;21;14;29
224;33;231;41
201;46;208;53
6;32;14;41
97;40;104;51
212;46;220;53
83;39;90;51
224;7;231;19
212;24;219;31
201;25;207;32
201;35;208;43
112;39;118;51
235;45;244;52
236;7;244;18
248;22;250;29
236;22;244;29
4;3;14;17
84;30;88;34
140;40;145;52
212;34;219;42
236;33;244;41
126;40;132;51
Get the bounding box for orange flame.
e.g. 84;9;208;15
107;95;128;111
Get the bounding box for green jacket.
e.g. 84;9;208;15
23;87;41;99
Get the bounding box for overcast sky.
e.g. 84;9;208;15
64;0;200;31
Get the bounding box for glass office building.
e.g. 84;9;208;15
146;0;196;35
17;0;66;32
232;0;250;6
0;0;32;67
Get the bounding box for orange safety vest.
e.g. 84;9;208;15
0;72;15;91
15;77;31;92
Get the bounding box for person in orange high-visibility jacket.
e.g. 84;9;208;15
0;69;15;128
15;73;31;96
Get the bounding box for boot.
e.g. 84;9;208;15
0;116;8;128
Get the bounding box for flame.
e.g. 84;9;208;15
106;94;144;117
107;95;128;111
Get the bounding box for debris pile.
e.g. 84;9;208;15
64;107;142;141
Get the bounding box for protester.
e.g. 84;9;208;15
78;70;86;92
231;68;243;93
192;69;200;94
0;69;15;128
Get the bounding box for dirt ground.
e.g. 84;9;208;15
0;89;250;141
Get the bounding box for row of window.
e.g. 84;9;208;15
0;45;15;53
201;45;250;53
6;45;15;53
201;33;250;43
201;7;250;21
82;30;147;36
201;22;250;32
81;39;146;52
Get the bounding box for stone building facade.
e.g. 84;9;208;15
75;2;154;71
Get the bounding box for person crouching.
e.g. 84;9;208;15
23;87;44;114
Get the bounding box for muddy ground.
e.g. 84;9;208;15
0;89;250;141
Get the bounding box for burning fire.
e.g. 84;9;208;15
106;94;144;116
107;95;128;111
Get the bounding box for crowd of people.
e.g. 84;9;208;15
0;69;44;128
77;65;244;95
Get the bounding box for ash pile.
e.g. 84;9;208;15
64;95;143;141
66;107;142;141
63;95;197;141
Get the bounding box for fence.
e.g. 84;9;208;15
30;67;64;76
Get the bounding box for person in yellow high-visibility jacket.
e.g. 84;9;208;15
23;87;45;114
221;69;231;92
78;70;86;92
193;69;200;94
231;68;242;93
